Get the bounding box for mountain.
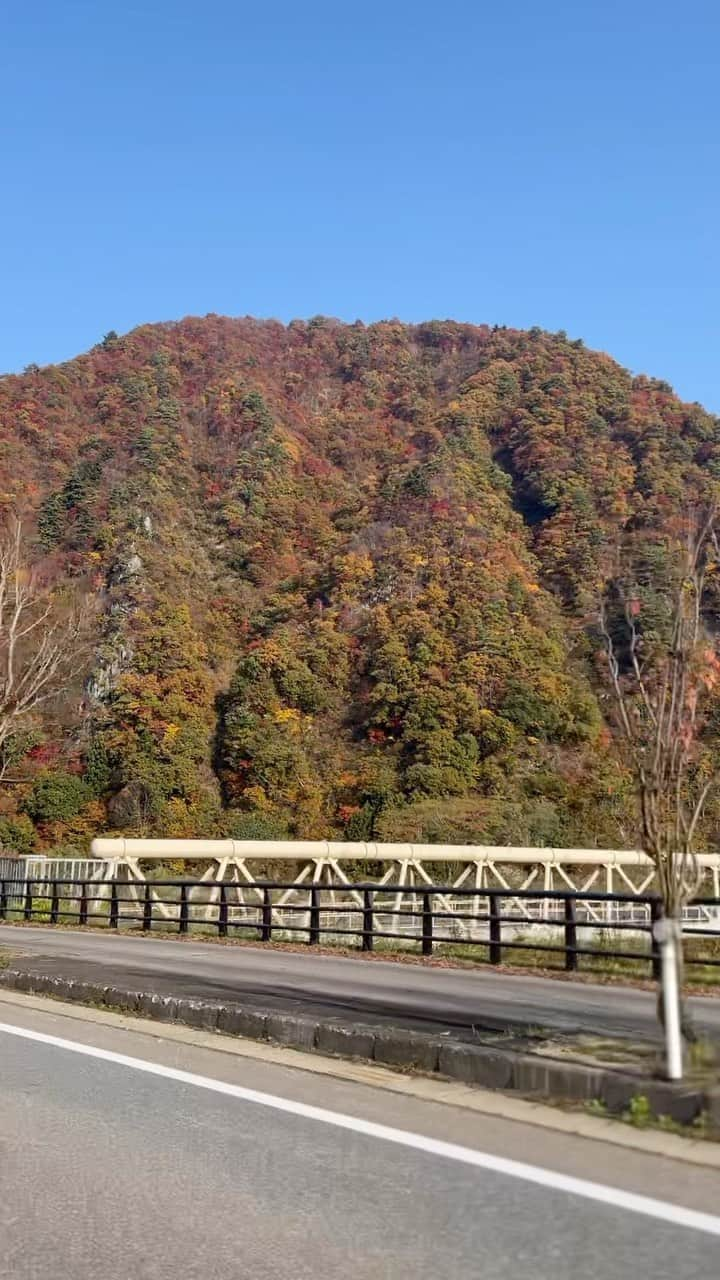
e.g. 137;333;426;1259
1;315;718;856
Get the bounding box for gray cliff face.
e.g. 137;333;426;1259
86;538;147;705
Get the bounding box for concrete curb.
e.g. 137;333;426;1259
1;966;715;1128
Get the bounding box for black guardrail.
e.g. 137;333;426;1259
2;877;720;979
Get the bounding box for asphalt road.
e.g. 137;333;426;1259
1;997;719;1279
1;925;719;1040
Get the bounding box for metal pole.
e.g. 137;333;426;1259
654;917;683;1081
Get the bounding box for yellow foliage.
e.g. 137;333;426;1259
257;639;285;668
243;785;271;811
165;798;193;837
279;435;301;461
274;707;301;732
338;552;374;581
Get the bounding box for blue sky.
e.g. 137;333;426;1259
2;1;719;409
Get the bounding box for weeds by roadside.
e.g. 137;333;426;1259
585;1093;716;1141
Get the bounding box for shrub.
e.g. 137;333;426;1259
23;772;92;823
223;811;291;840
0;815;37;855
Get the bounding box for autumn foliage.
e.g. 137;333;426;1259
0;315;718;853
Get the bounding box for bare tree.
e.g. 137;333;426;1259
599;508;720;1068
0;518;89;785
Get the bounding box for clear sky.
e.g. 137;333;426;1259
2;1;719;409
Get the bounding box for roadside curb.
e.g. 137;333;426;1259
1;966;717;1128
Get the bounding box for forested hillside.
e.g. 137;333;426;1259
1;315;719;855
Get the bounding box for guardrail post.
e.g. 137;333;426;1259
50;880;59;926
109;881;119;929
564;895;578;971
142;882;153;932
24;880;33;922
489;893;502;965
362;889;374;952
650;897;663;981
421;891;433;956
261;887;272;942
218;884;228;938
79;881;88;926
0;879;6;921
179;883;189;934
308;885;320;945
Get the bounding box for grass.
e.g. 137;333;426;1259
584;1094;716;1140
424;935;720;989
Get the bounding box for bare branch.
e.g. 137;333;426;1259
599;507;719;931
0;517;91;760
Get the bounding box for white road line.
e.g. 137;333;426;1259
2;1020;719;1237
